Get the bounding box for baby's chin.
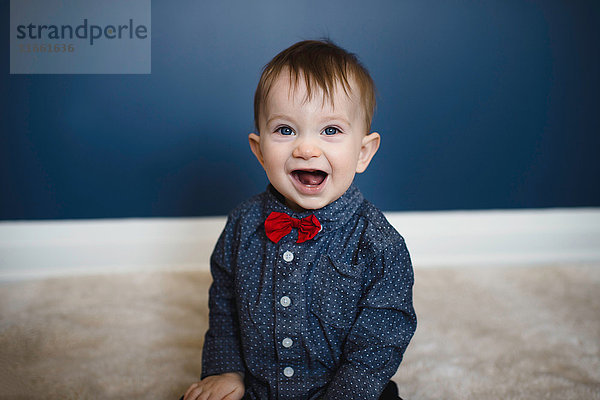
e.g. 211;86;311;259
283;191;342;212
281;193;323;212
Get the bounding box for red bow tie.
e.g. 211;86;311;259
264;212;322;243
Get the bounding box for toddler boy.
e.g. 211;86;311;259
184;40;416;400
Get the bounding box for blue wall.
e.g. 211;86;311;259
1;0;599;220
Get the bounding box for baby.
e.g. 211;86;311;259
184;40;416;400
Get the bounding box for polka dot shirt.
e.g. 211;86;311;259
201;183;417;400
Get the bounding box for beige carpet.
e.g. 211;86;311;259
1;265;599;399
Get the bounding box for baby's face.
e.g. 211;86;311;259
249;72;379;211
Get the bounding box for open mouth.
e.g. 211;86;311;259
291;169;328;187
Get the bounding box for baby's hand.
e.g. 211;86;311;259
183;372;245;400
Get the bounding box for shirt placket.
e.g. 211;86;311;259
273;234;307;399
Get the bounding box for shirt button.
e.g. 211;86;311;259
282;337;293;348
283;251;294;262
283;367;294;377
279;296;291;307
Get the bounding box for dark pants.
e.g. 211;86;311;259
380;380;403;400
180;381;402;400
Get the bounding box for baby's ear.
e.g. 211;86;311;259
356;132;380;173
248;133;265;167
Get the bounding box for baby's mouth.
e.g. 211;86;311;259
292;170;328;186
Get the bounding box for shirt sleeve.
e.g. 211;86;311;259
201;215;246;378
323;239;417;399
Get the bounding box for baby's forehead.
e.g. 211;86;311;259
266;71;361;112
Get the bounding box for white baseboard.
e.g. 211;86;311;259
1;208;599;280
0;217;225;281
386;208;600;267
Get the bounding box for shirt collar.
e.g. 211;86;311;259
262;183;364;233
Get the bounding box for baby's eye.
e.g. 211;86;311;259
323;127;340;135
276;126;294;135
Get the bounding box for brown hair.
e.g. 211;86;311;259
253;40;376;133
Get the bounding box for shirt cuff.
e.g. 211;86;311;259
323;362;390;400
201;333;245;378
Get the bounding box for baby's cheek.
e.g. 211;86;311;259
336;158;360;179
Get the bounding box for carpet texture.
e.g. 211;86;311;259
1;265;599;399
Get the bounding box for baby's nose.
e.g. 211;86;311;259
293;138;322;159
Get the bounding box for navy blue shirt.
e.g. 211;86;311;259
201;183;416;400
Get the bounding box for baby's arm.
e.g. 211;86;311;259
323;240;417;399
183;372;244;400
190;215;246;398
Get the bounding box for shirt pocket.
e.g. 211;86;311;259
310;254;363;330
